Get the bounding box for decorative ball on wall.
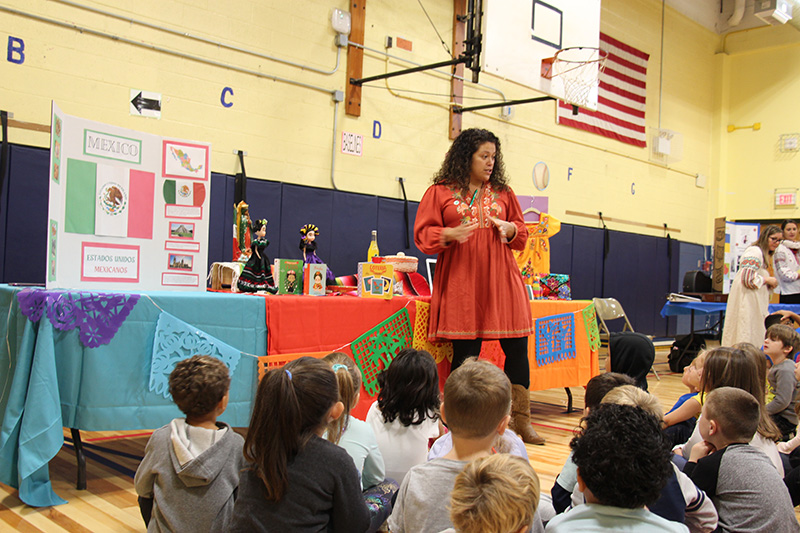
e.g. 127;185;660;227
532;161;550;191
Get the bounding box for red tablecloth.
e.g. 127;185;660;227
260;294;599;418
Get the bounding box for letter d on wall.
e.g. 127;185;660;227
372;120;381;139
7;36;24;64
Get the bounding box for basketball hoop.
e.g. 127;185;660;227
541;47;608;109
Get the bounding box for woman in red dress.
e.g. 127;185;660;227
414;128;544;444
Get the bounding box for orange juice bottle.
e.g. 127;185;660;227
367;230;380;262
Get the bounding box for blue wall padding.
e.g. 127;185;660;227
0;143;10;282
331;191;378;272
570;226;605;301
6;145;48;283
549;224;573;277
245;178;283;264
279;183;333;263
3;143;711;336
208;172;232;267
377;198;431;261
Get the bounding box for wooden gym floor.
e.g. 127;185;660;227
1;346;797;531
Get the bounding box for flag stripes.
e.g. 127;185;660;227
557;33;650;147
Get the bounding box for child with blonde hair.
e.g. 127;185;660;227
679;347;784;476
323;352;384;488
663;351;706;446
389;358;545;533
323;352;397;531
443;453;540;533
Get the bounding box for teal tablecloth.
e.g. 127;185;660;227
0;285;265;506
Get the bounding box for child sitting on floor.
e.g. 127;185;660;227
545;403;688;532
228;357;370;532
134;355;244;532
763;324;800;440
388;358;544;533
663;351;706;447
323;352;397;531
366;348;443;483
442;453;541;533
550;372;635;515
685;387;799;532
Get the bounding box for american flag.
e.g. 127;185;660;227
556;33;649;148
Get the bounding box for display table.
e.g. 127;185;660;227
260;295;599;418
0;285;265;507
0;285;597;507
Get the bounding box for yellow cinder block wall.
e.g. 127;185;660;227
721;26;800;223
0;0;742;245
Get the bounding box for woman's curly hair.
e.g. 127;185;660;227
432;128;509;192
570;403;672;509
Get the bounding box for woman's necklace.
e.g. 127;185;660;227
468;187;480;207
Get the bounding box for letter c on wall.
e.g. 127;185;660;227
221;87;234;108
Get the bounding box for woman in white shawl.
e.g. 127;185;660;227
721;225;781;347
774;219;800;304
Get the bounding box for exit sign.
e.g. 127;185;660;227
775;189;797;208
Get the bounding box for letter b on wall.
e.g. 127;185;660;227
7;36;24;64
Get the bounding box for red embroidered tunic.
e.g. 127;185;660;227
414;183;533;341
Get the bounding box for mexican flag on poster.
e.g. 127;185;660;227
47;102;211;291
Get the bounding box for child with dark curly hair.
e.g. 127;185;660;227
134;355;244;532
366;348;443;483
545;403;687;532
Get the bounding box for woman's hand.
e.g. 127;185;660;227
765;276;778;289
488;216;516;241
442;222;479;244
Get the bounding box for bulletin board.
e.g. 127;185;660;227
47;102;210;291
723;221;759;294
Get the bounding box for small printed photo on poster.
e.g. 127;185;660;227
162;140;209;181
168;254;193;271
169;221;195;239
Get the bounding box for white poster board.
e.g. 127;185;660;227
723;221;760;294
47;103;210;291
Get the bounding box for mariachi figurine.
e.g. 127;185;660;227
299;223;336;284
237;219;278;293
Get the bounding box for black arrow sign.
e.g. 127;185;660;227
131;92;161;114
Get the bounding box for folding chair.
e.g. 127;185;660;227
593;297;660;381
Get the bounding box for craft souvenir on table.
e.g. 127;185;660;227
274;258;304;294
514;213;561;284
357;262;394;299
232;201;252;262
535;312;577;365
16;288;140;347
299;223;336;285
150;311;242;399
303;263;327;296
236;218;278;293
581;302;601;352
540;273;571;300
351;308;412;395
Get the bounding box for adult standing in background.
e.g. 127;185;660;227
774;220;800;304
721;225;782;347
414;128;544;445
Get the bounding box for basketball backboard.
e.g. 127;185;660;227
481;0;602;110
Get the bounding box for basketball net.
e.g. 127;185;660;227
542;47;608;109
